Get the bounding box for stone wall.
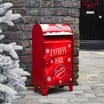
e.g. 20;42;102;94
2;0;80;86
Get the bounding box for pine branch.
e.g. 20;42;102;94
0;43;23;59
0;2;30;104
0;83;17;95
0;3;13;15
0;10;21;26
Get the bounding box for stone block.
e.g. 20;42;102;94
19;40;30;48
19;32;32;40
74;64;79;72
25;48;32;55
25;0;40;8
74;40;80;47
40;0;53;7
74;48;79;56
21;55;32;63
23;16;39;24
74;56;79;64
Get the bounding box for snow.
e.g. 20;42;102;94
0;3;13;14
2;10;21;26
41;24;49;31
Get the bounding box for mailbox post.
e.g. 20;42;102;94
32;24;74;96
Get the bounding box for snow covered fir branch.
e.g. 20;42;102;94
0;2;30;104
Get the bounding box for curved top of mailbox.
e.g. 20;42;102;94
34;24;74;36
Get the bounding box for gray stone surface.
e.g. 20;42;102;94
13;50;104;104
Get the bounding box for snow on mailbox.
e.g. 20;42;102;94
32;23;74;96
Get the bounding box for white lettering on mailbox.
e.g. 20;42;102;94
50;46;67;57
55;56;64;63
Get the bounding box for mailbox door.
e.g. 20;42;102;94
44;39;72;86
80;0;104;40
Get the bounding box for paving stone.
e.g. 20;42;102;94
94;92;104;97
74;85;91;90
88;97;101;103
20;96;39;103
68;97;88;103
48;92;76;98
38;98;68;103
82;103;102;104
84;93;96;98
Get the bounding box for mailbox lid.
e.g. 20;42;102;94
40;24;73;36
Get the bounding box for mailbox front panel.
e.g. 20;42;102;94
44;39;72;86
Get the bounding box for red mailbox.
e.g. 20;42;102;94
32;24;74;96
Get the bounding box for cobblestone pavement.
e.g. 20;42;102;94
13;50;104;104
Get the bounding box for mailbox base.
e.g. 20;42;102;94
69;82;73;91
33;83;73;96
41;87;49;96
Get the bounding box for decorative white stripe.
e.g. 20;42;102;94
44;32;73;36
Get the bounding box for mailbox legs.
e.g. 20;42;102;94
34;85;49;96
34;84;73;96
40;87;49;96
68;82;73;91
34;85;38;92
